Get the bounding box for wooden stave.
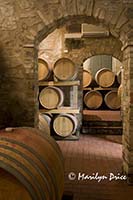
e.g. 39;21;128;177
0;167;32;200
0;141;55;199
104;90;121;109
53;114;78;137
95;68;115;88
38;59;51;81
0;146;45;200
0;127;64;200
38;113;52;135
39;86;64;109
53;58;77;81
0;129;64;199
84;90;103;109
83;69;92;88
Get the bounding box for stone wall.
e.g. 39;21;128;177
0;0;130;127
0;0;132;180
122;44;133;179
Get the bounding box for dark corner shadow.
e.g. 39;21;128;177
0;44;13;128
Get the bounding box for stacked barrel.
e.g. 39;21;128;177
38;57;79;139
83;68;121;110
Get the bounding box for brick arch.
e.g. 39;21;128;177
32;8;126;109
33;14;123;69
17;0;130;129
29;0;130;46
31;3;132;180
34;14;126;46
33;12;124;121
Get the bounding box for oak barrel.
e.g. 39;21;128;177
38;59;51;81
95;68;115;87
53;58;77;81
0;127;64;200
53;114;78;137
39;86;64;109
38;114;52;135
83;69;92;87
104;90;121;109
84;90;103;109
0;168;32;200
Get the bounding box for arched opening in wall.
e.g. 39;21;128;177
36;21;123;139
82;55;123;136
34;15;132;197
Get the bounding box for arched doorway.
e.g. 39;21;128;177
33;16;131;177
82;55;122;134
19;2;131;182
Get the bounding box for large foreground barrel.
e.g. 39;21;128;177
39;86;64;109
83;69;92;87
53;58;77;81
95;68;115;87
104;90;121;109
0;168;31;200
84;90;103;109
38;59;51;81
53;114;78;137
0;127;64;200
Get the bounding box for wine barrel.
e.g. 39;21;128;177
38;114;52;135
83;69;92;87
53;114;78;137
84;90;103;109
95;68;115;87
38;59;51;81
0;168;32;200
0;127;64;200
104;90;121;109
117;70;121;84
53;58;77;81
39;86;64;109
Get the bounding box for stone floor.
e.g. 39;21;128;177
58;134;133;200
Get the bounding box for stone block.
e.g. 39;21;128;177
98;8;106;20
123;147;133;163
17;0;34;10
60;0;77;16
0;5;17;30
76;0;94;16
37;10;49;24
93;7;101;18
123;159;133;174
123;131;133;148
116;16;128;29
